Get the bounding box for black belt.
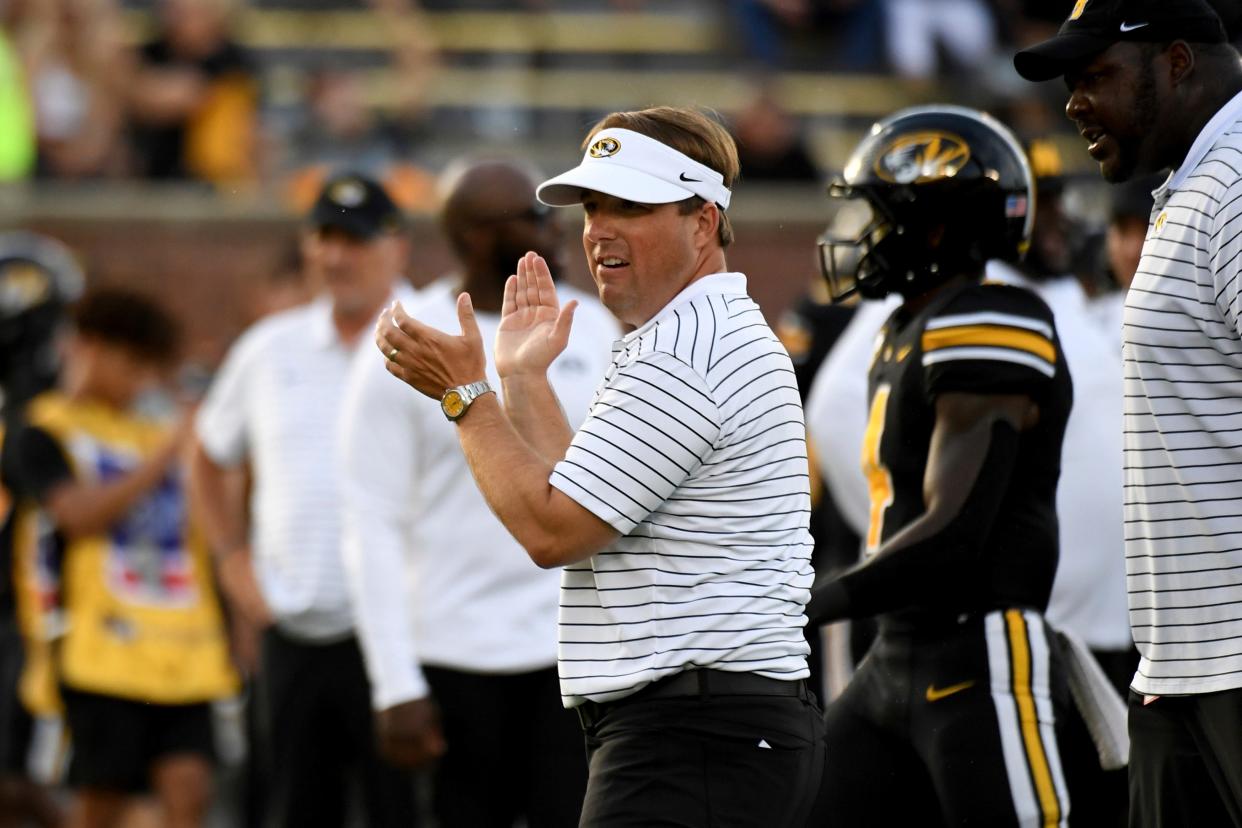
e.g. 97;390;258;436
576;669;807;731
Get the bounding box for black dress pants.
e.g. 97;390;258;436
422;664;586;827
255;628;418;828
1128;687;1242;828
576;672;825;827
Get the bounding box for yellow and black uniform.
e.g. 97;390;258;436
1;392;236;792
813;282;1098;827
0;422;38;777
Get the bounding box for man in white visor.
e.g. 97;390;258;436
374;106;824;824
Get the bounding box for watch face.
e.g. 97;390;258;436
442;390;466;419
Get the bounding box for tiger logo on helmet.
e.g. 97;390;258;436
819;105;1034;302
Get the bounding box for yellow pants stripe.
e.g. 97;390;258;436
1005;609;1062;828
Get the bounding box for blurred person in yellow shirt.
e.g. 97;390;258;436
128;0;257;183
1;288;236;828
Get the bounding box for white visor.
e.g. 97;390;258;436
537;128;732;211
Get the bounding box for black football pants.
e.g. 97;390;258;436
817;609;1106;827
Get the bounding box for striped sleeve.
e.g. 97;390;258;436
1208;176;1242;338
550;350;721;535
922;285;1059;397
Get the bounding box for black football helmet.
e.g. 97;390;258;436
0;231;84;413
818;105;1034;302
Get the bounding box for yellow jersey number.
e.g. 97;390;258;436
861;384;893;555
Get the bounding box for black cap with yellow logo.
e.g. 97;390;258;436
1014;0;1227;82
308;172;403;239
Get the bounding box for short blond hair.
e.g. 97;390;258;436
585;107;739;247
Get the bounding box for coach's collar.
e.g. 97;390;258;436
624;272;748;342
1165;88;1242;196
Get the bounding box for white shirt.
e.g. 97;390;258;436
991;267;1131;652
338;280;618;710
1124;89;1242;696
196;296;385;641
806;271;1132;652
551;272;815;707
807;296;900;537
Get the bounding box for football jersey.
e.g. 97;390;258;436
860;281;1073;626
4;392;237;711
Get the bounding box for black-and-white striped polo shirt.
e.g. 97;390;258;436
1124;90;1242;696
550;272;814;706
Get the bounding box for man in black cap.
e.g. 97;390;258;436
1016;3;1242;825
190;173;426;827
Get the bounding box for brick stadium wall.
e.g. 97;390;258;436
26;217;824;371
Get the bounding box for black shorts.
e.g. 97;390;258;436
61;686;216;793
0;620;33;775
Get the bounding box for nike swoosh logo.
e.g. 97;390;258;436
925;680;976;702
679;172;701;182
1119;21;1148;32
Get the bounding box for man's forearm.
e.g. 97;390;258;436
455;393;612;568
45;437;182;539
808;411;1023;625
501;374;575;465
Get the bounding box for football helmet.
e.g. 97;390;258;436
818;105;1034;302
0;231;84;411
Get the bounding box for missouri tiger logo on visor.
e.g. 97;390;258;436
589;136;621;158
1069;0;1089;21
874;131;971;185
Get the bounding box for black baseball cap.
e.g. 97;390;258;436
1014;0;1227;82
308;173;403;239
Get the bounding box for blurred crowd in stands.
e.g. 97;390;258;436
4;0;1239;207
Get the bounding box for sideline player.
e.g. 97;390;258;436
808;105;1088;826
1015;1;1242;822
0;232;83;828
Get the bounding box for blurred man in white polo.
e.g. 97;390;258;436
373;106;824;825
190;174;421;828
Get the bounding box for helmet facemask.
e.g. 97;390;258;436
820;177;1008;303
817;182;896;302
818;105;1035;304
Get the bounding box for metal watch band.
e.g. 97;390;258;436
458;380;492;405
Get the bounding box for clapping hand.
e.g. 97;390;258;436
494;252;579;379
376;294;487;399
